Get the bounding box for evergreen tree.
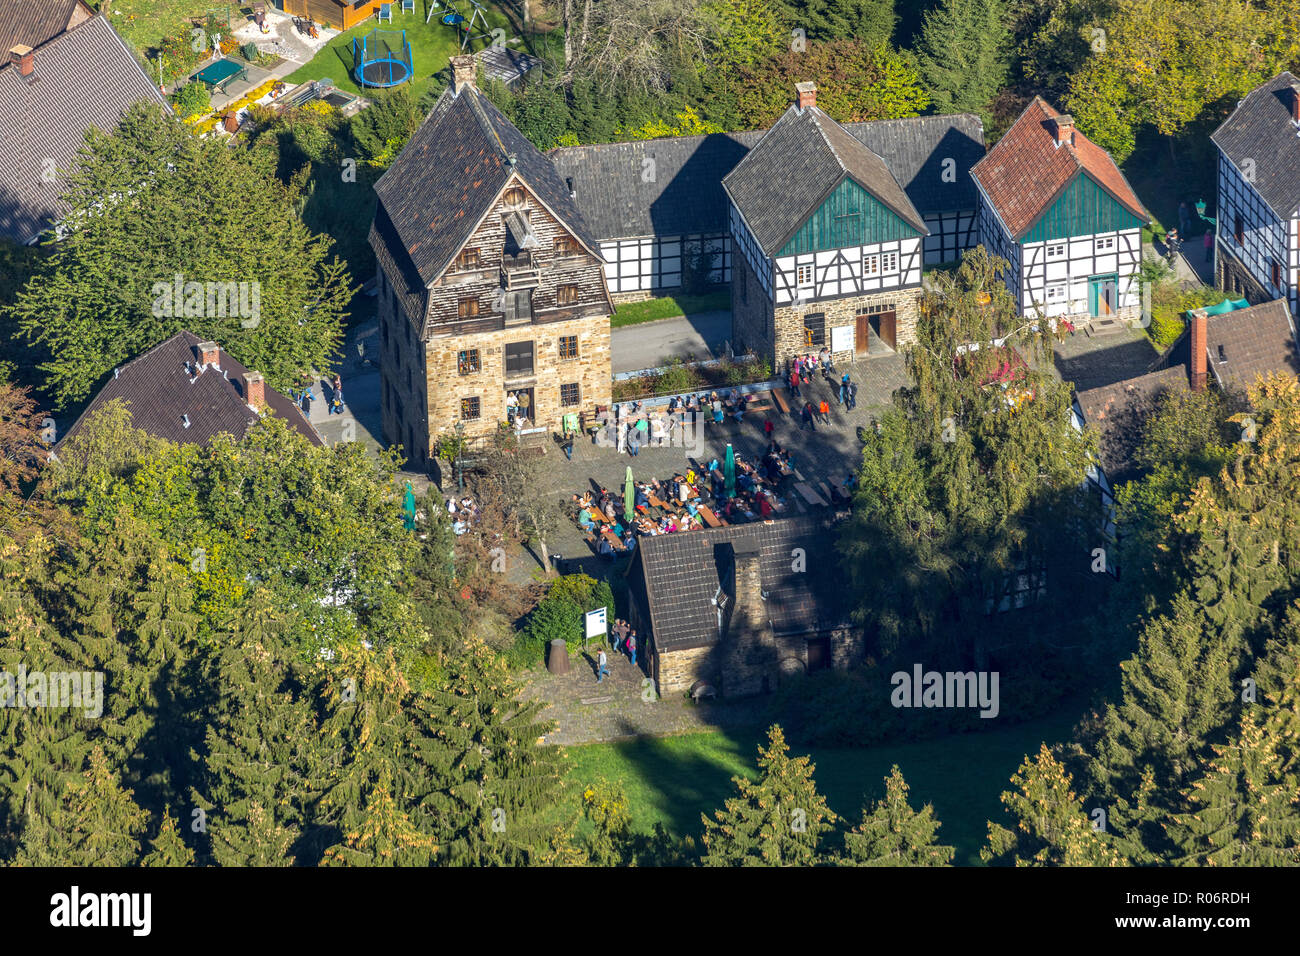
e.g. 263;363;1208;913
701;725;837;866
321;768;437;867
1166;672;1300;866
984;745;1120;866
142;808;196;867
914;0;1011;124
843;766;955;866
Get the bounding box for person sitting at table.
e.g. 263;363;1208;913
598;535;615;560
712;397;724;424
635;484;650;512
758;493;774;519
623;531;637;552
578;508;596;533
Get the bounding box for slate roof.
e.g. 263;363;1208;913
1211;72;1300;219
0;0;88;52
722;103;928;255
547;113;985;243
971;97;1148;240
0;14;165;244
56;332;323;451
627;518;850;652
1075;366;1188;482
1202;299;1300;393
372;82;604;289
473;45;540;86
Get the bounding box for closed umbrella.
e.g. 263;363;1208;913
623;466;635;526
403;481;416;531
724;444;736;499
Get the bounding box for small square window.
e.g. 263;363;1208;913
804;312;826;347
460;397;481;421
458;349;480;375
1046;283;1067;303
456;248;481;270
560;383;580;406
1046;242;1066;259
862;254;880;276
1095;237;1115;253
558;335;578;361
881;251;899;274
505;340;534;378
557;284;580;306
553;236;576;256
796;264;814;286
458;297;479;319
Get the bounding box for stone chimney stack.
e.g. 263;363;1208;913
1189;309;1208;391
243;371;266;411
721;541;778;697
9;45;33;77
1054;114;1075;147
795;81;817;111
451;55;477;94
196;341;220;367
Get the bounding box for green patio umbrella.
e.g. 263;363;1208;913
724;444;736;499
624;466;635;526
402;481;416;531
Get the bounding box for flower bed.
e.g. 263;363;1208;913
611;354;774;402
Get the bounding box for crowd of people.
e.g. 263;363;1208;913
447;494;481;535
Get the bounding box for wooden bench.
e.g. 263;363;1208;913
697;504;725;528
794;482;828;507
771;389;791;414
601;528;627;551
747;401;775;414
817;480;836;503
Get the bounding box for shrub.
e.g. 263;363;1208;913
655;359;702;396
514;573;616;665
1149;306;1184;347
172;81;211;119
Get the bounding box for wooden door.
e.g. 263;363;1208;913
875;309;897;350
855;312;871;355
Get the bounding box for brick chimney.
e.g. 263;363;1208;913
196;341;220;367
795;81;817;111
451;55;476;94
1189;309;1208;391
243;371;266;411
1054;114;1075;147
8;45;33;77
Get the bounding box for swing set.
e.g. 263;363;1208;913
427;0;492;53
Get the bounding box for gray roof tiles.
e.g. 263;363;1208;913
1212;73;1300;219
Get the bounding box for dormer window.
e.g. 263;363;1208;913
456;248;481;270
502;186;526;208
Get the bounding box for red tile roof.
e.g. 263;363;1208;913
971;98;1148;239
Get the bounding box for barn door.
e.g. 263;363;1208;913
855;312;871;355
874;308;898;350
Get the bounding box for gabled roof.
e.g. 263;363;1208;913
627;518;849;651
721;102;927;256
1201;299;1300;393
1075;366;1188;482
0;0;90;52
971;97;1148;240
1211;72;1300;219
372;82;604;288
547;113;985;243
56;332;323;450
0;14;165;244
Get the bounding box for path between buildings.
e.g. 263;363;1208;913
611;311;730;373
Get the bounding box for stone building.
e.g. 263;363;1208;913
368;56;613;467
625;518;862;698
721;83;937;371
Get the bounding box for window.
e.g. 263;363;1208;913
862;254;880;276
881;251;899;274
1272;259;1282;287
1094;237;1115;253
803;312;826;347
553;236;575;256
557;284;580;306
1045;283;1067;303
560;383;580;406
558;335;579;361
457;349;480;375
460;397;481;421
1046;242;1067;259
1234;216;1244;245
505;340;534;378
458;297;480;320
796;263;814;286
503;186;526;208
455;248;481;270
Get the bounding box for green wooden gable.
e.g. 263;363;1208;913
1020;171;1146;244
778;177;922;257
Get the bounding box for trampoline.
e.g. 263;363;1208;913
352;28;413;88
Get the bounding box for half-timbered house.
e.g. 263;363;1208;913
1211;72;1300;320
971;98;1149;330
721;82;933;368
368;56;613;466
547;110;985;301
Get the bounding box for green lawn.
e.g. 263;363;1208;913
107;1;231;54
283;1;518;99
556;702;1085;865
610;290;732;328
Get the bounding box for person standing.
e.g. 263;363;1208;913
801;402;816;431
1204;226;1213;264
818;398;830;424
1178;200;1191;238
789;369;802;399
848;381;858;411
596;648;610;683
838;376;847;406
628;422;641;456
627;630;638;669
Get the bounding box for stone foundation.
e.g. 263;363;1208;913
1217;245;1270;305
774;287;920;369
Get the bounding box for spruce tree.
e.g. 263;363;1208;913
983;745;1120;866
701;725;837;866
321;768;437;867
142;808;196;867
843;766;955;866
914;0;1011;123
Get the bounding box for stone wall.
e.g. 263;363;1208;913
731;251;775;365
1217;245;1271;306
656;644;719;696
772;286;921;369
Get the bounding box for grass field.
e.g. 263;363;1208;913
556;701;1086;865
610;290;732;328
107;1;228;54
283;1;517;98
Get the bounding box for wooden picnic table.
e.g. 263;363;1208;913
794;482;828;507
771;389;791;414
601;528;626;551
697;504;725;528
